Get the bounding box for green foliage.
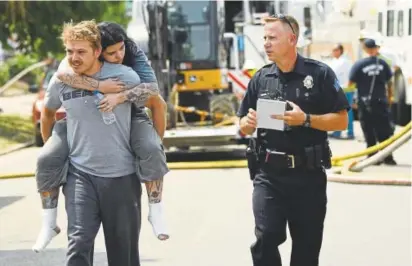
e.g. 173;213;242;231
0;1;130;58
6;53;38;76
101;1;130;26
0;114;33;149
5;53;42;84
0;63;10;86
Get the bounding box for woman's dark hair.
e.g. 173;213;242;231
97;21;138;67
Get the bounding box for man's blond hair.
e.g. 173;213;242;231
61;20;101;50
263;15;300;38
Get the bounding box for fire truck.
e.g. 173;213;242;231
372;1;412;126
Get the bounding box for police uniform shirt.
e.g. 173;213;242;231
237;54;350;151
349;56;392;100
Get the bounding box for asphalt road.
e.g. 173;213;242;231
0;97;410;265
0;153;410;266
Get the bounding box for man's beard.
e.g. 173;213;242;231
69;59;84;73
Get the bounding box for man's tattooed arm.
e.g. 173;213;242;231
57;73;99;91
40;188;59;209
145;178;163;204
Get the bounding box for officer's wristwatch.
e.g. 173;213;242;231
303;113;311;127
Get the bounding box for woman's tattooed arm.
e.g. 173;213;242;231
57;73;99;91
120;82;160;106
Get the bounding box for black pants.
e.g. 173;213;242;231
251;167;327;266
358;100;394;160
63;165;142;266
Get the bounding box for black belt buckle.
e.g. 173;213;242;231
265;149;295;169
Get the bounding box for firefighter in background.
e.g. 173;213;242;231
359;31;398;131
349;38;397;165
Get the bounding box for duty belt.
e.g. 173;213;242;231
258;142;329;170
260;149;304;169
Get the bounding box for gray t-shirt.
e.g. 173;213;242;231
44;62;141;177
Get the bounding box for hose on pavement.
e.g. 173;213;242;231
331;121;411;166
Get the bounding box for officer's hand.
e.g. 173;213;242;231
246;108;257;129
271;101;305;126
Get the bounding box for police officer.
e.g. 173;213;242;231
238;15;349;266
348;38;397;165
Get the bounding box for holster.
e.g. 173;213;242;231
323;140;332;169
360;96;373;113
303;141;332;169
246;138;259;180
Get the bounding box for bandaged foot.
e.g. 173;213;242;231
32;208;61;253
148;202;169;241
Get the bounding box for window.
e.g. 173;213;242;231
378;12;383;33
250;1;271;13
409;8;412;35
168;1;210;24
398;10;404;36
387;10;395;36
167;1;213;61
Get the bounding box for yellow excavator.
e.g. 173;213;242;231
140;0;250;150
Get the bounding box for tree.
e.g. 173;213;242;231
0;1;130;58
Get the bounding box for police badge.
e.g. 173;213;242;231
303;75;314;89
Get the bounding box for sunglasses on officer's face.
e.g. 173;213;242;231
271;14;296;35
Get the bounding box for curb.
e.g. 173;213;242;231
0;141;34;157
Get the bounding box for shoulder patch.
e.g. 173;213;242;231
333;78;341;91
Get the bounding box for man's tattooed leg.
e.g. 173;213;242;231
32;188;61;253
145;178;169;241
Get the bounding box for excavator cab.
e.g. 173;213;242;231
146;0;239;129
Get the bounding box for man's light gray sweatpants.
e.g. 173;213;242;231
63;165;142;266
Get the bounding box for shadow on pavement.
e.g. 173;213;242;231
0;249;158;266
166;149;246;163
393;163;412;168
0;196;24;210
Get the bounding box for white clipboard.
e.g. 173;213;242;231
256;98;286;131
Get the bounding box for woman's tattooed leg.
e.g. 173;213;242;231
41;189;59;209
146;178;163;203
32;188;61;252
145;178;169;240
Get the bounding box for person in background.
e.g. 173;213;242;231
359;32;397;131
329;43;355;139
349;38;397;165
